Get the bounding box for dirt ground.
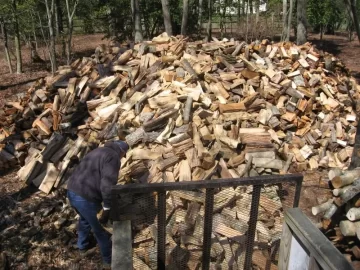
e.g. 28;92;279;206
308;33;360;82
0;33;359;268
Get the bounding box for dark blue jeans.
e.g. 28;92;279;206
67;190;112;264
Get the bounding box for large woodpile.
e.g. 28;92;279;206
0;32;359;268
0;33;358;187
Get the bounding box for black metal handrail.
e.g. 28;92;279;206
111;174;303;270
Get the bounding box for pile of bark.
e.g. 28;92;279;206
0;32;359;268
312;169;360;268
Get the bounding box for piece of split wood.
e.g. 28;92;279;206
298;58;310;68
287;70;301;78
307;54;319;62
179;159;192;182
300;145;312;160
38;163;60;194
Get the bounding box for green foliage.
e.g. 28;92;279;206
140;0;163;37
0;0;40;41
267;0;283;11
307;0;345;34
2;0;359;49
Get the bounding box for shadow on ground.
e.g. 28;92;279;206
0;180;103;269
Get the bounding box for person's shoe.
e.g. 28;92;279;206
71;245;90;255
71;244;81;250
71;239;96;251
101;262;111;269
80;247;97;257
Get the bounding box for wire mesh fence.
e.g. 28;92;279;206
111;174;302;270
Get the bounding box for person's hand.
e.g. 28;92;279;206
99;209;110;224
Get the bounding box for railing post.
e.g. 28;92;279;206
293;178;303;207
244;185;262;269
157;191;166;270
202;188;215;270
112;220;133;269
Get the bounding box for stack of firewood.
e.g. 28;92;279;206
312;169;360;268
0;32;359;268
0;32;357;188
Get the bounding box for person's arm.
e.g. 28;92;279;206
100;155;120;210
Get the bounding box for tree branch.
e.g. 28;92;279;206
71;0;79;20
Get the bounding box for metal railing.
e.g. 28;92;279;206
111;174;303;270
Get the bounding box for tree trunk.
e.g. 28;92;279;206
131;0;143;42
206;0;212;41
181;0;189;35
66;21;73;65
55;1;59;36
296;0;307;45
30;12;38;50
0;21;13;74
255;0;260;24
281;0;288;41
320;24;323;41
286;0;293;42
237;0;241;26
161;0;173;36
220;1;224;38
142;0;150;38
246;0;250;42
282;0;287;25
348;20;354;41
65;0;79;65
12;0;22;74
198;0;203;33
56;0;63;34
45;0;57;74
345;0;360;43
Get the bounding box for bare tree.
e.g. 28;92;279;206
45;0;57;74
0;18;13;74
281;0;294;42
131;0;143;42
198;0;203;33
220;0;225;37
281;0;287;41
255;0;260;24
65;0;79;65
12;0;22;73
181;0;189;35
296;0;307;45
55;0;60;36
161;0;173;36
249;0;253;14
287;0;294;42
282;0;294;42
55;0;66;57
345;0;360;43
30;11;39;51
206;0;212;41
246;0;250;42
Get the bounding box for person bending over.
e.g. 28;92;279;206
67;140;129;269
